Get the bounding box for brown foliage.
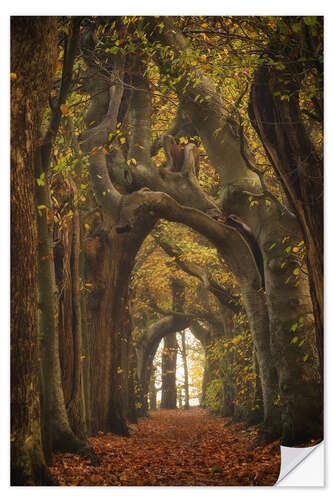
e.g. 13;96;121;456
50;408;280;486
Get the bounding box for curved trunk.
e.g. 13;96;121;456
128;188;279;436
147;17;321;444
135;312;194;414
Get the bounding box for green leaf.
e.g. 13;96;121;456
303;16;318;27
292;23;301;33
210;465;222;473
107;46;120;55
303;354;309;362
290;336;298;344
290;323;298;332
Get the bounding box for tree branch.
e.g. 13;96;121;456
41;17;82;170
238;118;296;218
154;233;242;314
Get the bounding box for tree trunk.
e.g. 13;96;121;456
148;17;322;444
249;58;323;380
148;371;157;411
53;177;86;440
84;220;154;435
10;16;57;485
180;332;190;409
127;343;138;423
161;333;178;409
36;168;95;462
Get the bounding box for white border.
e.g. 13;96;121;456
2;1;331;496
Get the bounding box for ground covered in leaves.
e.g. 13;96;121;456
50;408;281;486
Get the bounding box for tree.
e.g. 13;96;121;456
161;333;178;409
31;16;323;450
180;332;190;409
34;17;97;462
143;16;322;444
248;16;323;374
10;16;58;485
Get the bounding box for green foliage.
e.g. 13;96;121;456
205;378;224;413
205;314;259;417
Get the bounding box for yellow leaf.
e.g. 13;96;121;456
10;73;17;81
120;137;126;144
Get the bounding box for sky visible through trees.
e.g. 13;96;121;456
153;330;204;407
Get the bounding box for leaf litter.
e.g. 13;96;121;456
50;408;280;486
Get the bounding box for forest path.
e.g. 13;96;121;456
50;408;280;486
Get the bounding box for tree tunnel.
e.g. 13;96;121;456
135;320;210;414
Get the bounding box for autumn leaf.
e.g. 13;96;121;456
49;408;280;486
60;103;71;115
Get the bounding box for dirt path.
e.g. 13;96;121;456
50;408;281;486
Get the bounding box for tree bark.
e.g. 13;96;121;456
84;220;155;434
249;47;323;380
10;16;58;485
36;165;95;462
53;177;86;440
180;332;190;409
161;333;178;409
146;17;321;444
148;370;157;411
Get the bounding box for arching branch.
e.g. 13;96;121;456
153;233;242;314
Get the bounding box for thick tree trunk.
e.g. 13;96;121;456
10;16;58;485
249;61;323;381
161;333;178;409
84;220;154;435
148;17;321;444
